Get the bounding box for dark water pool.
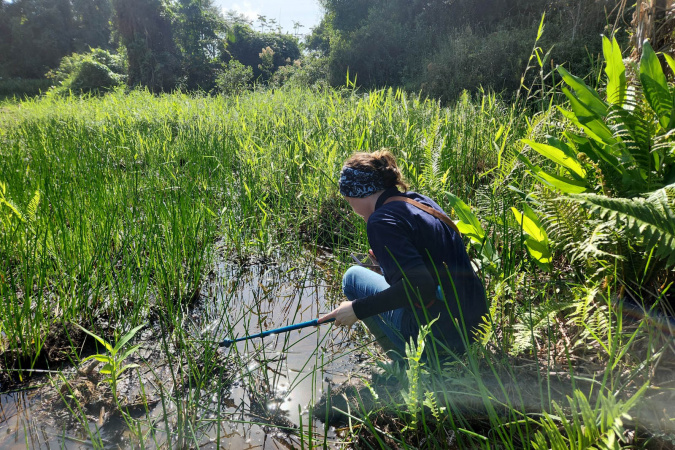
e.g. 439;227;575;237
0;260;366;448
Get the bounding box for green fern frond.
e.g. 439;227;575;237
571;221;624;265
566;286;611;349
567;183;675;267
511;298;574;354
421;120;445;194
423;391;445;422
531;389;638;450
0;198;25;224
538;193;589;252
607;102;653;171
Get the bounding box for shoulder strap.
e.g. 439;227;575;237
383;196;461;235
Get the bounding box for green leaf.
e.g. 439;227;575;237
118;344;141;362
536;12;545;41
567;184;675;268
565;131;623;175
523;238;552;265
560;89;617;146
521;204;548;242
519;153;588;193
82;354;112;364
522;139;586;178
546;136;576;158
26;190;40;224
640;41;672;128
602;36;626;106
558;66;608;117
446;193;485;243
537;170;588;194
512;205;552;270
99;363;114;375
75;324;113;353
112;322;146;354
0;197;24;222
117;363;140;376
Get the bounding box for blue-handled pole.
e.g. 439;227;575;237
219;318;335;348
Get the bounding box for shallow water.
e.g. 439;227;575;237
0;259;363;448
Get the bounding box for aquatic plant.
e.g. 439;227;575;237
76;323;145;401
0;78;670;448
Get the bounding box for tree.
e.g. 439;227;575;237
71;0;113;52
318;0;622;101
292;21;304;39
112;0;180;92
305;18;331;56
223;23;300;81
257;14;268;32
173;0;227;91
0;0;114;80
0;1;11;75
0;0;75;78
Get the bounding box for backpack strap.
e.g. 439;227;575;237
383;196;461;235
381;196;463;311
382;195;482;285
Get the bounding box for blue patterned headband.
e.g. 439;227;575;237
339;166;387;198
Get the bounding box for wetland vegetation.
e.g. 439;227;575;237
1;22;675;450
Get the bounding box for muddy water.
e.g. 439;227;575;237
0;260;365;449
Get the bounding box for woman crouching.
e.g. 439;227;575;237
320;150;488;363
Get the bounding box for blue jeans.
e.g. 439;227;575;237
342;265;419;360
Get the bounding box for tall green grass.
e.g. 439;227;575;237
0;87;521;367
1;86;669;448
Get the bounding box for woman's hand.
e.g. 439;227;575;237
319;301;358;327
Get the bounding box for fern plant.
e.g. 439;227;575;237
0;181;40;231
531;388;646;450
567;183;675;268
401;319;435;431
521;36;675;296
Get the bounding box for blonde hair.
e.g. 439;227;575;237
342;150;409;192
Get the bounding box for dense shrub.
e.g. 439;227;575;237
215;60;253;95
317;0;625;102
326;13;412;87
0;0;113;80
47;49;126;95
421;25;538;102
224;24;301;81
271;55;330;90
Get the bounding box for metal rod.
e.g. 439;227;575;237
219;318;335;348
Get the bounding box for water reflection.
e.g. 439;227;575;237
0;259;360;449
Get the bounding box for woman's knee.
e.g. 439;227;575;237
341;265;362;300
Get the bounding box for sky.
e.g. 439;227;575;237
214;0;324;36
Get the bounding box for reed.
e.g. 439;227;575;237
0;86;668;448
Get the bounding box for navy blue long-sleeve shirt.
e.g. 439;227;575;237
351;187;488;343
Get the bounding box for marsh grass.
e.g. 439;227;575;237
0;86;518;368
0;86;671;448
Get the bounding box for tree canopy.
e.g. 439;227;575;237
0;0;113;78
315;0;627;101
1;0;302;94
0;0;632;99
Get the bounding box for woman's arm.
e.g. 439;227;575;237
319;301;357;327
319;265;436;326
351;265;436;318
